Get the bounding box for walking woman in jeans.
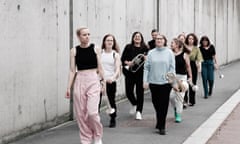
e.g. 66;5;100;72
121;32;148;120
185;33;203;106
199;36;218;98
65;27;103;144
143;34;175;135
101;34;121;127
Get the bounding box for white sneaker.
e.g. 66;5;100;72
135;111;142;120
129;105;136;115
94;139;102;144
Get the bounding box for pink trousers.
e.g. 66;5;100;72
74;71;103;144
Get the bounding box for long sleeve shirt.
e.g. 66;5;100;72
143;47;175;85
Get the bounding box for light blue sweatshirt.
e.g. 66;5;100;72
143;47;175;85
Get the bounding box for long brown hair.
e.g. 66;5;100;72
131;32;147;48
101;34;120;53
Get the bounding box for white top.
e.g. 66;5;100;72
101;50;118;80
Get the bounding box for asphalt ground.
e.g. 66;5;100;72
10;61;240;144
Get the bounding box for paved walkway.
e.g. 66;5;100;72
207;103;240;144
10;61;240;144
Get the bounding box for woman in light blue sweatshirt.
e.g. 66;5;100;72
143;34;175;135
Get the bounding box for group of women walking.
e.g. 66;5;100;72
65;27;219;144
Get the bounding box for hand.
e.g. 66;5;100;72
214;63;219;70
106;79;113;84
125;61;133;67
143;82;149;90
65;89;71;99
172;84;179;92
187;78;192;84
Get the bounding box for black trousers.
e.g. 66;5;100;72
189;61;198;105
149;83;172;130
125;73;144;113
106;82;117;118
99;82;117;118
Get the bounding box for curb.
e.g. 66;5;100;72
183;89;240;144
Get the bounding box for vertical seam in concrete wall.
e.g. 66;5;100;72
69;0;74;120
55;0;59;117
157;0;159;31
194;0;196;33
226;0;229;63
125;0;128;43
214;0;216;45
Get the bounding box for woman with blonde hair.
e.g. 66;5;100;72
170;38;192;123
65;27;103;144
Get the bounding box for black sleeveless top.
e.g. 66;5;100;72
175;52;187;75
75;44;98;70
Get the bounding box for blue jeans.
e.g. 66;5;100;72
201;60;214;97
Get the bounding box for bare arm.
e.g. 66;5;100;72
213;55;219;69
95;46;104;80
184;53;192;82
113;53;121;81
66;48;77;98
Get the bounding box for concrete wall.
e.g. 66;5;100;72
0;0;70;143
0;0;239;143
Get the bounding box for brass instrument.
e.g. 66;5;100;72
125;54;145;73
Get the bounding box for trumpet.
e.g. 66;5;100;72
125;54;145;73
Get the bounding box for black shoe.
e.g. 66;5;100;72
208;92;212;96
109;119;116;128
159;129;166;135
204;96;208;99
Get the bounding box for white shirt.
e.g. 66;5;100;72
101;50;118;80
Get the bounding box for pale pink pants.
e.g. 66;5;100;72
74;71;103;144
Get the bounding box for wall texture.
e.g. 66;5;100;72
0;0;239;143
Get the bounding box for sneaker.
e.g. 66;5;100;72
94;139;102;144
129;105;136;115
175;113;181;123
189;103;194;107
135;111;142;120
106;108;115;114
183;103;188;109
